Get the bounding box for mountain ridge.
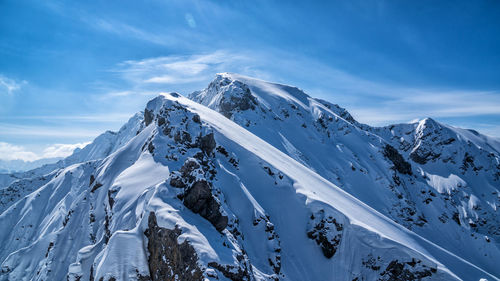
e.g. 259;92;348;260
0;73;499;281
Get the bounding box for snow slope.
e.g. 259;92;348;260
0;74;499;281
191;73;500;277
0;113;143;212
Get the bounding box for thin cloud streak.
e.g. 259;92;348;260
114;49;500;127
0;75;25;95
4;113;133;122
115;51;259;87
0;123;104;138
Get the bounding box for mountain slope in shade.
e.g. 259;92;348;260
0;74;499;281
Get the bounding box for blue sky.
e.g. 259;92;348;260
1;0;500;161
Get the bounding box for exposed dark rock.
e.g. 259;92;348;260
136;273;151;281
307;210;343;259
380;259;434;281
409;145;441;165
63;210;74;226
144;109;154;126
183;181;228;232
383;145;412;175
90;265;94;281
199;133;216;155
263;166;275;176
108;190;117;209
219;87;257;118
89;175;95;187
452;212;461;225
144;212;203;281
192;114;201;123
147;142;155;154
169;158;202;188
174;131;193;145
461;152;478;172
91;182;103;193
362;255;381;271
104;212;111;244
180;159;200;178
157;116;165;126
441;137;456;145
169;177;186;188
216;146;229;157
45;242;54;258
208;262;251;281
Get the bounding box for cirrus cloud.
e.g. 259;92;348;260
0;75;26;95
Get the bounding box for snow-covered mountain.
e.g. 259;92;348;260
1;73;499;281
0;158;63;174
0;113;143;211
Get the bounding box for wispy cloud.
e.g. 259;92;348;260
5;113;133;123
0;123;103;138
113;49;500;126
0;75;25;95
185;13;196;28
346;88;500;127
0;142;89;161
89;18;177;47
116;51;256;87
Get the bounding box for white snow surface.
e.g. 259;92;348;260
0;73;499;281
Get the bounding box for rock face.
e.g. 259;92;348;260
207;262;251;281
359;256;436;281
407;118;447;165
383;144;412;175
189;74;259;119
219;86;257;118
307;210;344;259
199;133;216;155
144;212;203;281
379;259;436;281
183;181;228;232
144;109;154;126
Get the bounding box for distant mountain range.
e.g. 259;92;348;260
0;158;62;174
1;73;499;281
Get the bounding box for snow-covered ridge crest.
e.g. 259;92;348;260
0;74;499;281
189;72;357;125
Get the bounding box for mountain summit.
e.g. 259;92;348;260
1;74;499;281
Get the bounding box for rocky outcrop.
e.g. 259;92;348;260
144;109;154;126
409;148;440;165
183;181;228;232
170;158;202;188
144;212;203;281
359;255;437;281
199;133;216;155
189;75;258;119
219;86;257;118
207;261;251;281
307;210;343;259
383;144;412;175
379;259;436;281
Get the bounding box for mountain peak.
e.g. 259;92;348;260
190;73;359;129
2;74;500;281
191;73;313;114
